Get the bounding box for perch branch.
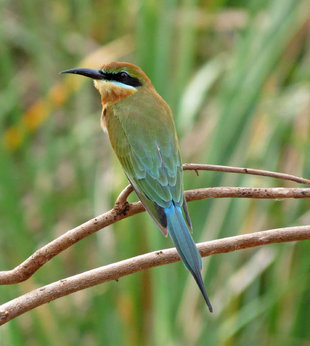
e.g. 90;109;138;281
1;160;310;285
1;225;310;325
1;186;310;285
117;163;310;204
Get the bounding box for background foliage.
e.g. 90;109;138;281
0;0;310;345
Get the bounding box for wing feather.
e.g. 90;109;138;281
106;88;186;235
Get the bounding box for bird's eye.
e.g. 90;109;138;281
119;71;128;79
113;70;142;87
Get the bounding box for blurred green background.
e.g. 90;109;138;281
1;0;310;345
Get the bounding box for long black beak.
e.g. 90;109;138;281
60;68;105;80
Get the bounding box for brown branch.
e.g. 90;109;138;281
0;163;310;324
186;186;310;200
183;163;310;185
0;200;144;285
1;225;310;325
1;186;310;285
111;164;310;207
114;184;134;204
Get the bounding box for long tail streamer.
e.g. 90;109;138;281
165;203;213;312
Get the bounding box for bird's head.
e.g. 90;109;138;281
61;62;151;105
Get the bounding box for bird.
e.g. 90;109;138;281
61;62;213;312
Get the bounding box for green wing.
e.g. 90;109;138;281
106;88;188;235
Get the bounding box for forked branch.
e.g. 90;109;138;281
0;163;310;325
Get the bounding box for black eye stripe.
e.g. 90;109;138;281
101;71;142;87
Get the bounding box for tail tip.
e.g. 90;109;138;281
206;299;213;313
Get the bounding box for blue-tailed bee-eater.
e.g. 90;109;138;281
61;62;213;312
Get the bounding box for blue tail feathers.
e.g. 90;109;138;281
165;203;213;312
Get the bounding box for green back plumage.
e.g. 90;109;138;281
105;86;185;235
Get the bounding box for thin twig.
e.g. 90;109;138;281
1;186;310;285
115;184;134;205
1;225;310;325
114;164;310;207
183;163;310;185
